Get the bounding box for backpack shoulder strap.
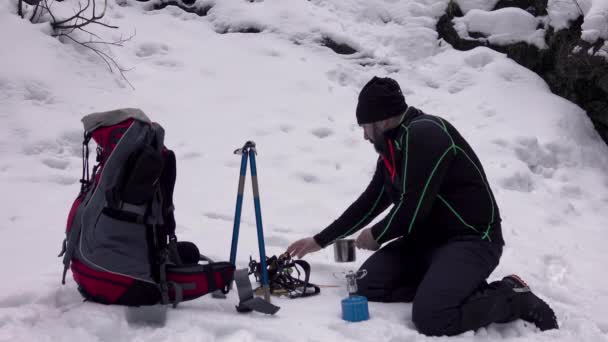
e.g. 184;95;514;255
160;148;177;237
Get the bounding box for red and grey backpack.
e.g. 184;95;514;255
59;108;234;306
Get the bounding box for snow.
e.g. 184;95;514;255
458;0;608;44
546;0;608;43
453;8;547;48
580;0;608;43
547;0;585;32
1;0;608;341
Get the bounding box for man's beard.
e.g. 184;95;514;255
370;126;388;154
373;138;388;154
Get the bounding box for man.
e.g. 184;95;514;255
286;76;558;336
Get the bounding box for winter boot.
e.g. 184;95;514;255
502;275;558;331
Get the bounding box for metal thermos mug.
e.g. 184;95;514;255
334;239;356;262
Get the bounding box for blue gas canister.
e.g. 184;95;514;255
341;295;369;322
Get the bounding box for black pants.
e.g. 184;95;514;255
357;238;520;336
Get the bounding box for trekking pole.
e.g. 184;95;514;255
229;143;250;266
229;141;276;312
247;143;271;302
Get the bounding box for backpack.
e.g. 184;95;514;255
58;108;234;307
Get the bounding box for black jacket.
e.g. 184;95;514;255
314;107;503;247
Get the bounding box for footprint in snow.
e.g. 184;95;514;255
272;226;293;233
112;10;125;19
326;68;357;87
261;49;282;58
264;235;289;248
224;159;240;168
500;172;535;193
253;128;271;137
297;172;320;184
476;102;497;117
34;286;82;310
23;81;55;104
447;72;474;94
483;108;497;117
559;184;582;199
23;131;82;157
216;328;257;342
425;80;440;89
311;127;333;139
513;137;570;178
154;59;182;68
42;157;70;170
179;151;202;160
279;124;294;133
464;50;495;69
499;68;526;83
0;291;36;308
136;42;169;58
491;138;509;148
543;254;568;283
401;87;415;96
203;212;232;222
49;175;79;185
297;145;315;153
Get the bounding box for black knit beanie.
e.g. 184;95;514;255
356;76;408;124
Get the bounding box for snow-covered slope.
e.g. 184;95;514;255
1;0;608;341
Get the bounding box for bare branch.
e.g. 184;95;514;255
54;17;118;30
52;0;89;26
30;2;40;22
86;20;118;29
570;0;584;17
43;0;59;24
78;27;103;40
81;32;135;46
29;0;133;89
58;33;134;89
18;0;24;18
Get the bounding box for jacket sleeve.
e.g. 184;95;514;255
371;120;456;244
314;162;391;248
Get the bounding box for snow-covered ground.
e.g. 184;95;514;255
1;0;608;341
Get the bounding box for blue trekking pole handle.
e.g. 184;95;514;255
248;147;271;302
229;146;250;266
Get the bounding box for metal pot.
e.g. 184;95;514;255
334;239;356;262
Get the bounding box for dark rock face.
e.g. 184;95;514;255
437;1;608;146
320;37;358;55
151;0;212;16
215;26;263;34
493;0;547;16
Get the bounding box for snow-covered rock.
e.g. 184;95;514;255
453;7;546;48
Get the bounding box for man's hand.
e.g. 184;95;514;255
286;237;322;259
356;228;380;251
